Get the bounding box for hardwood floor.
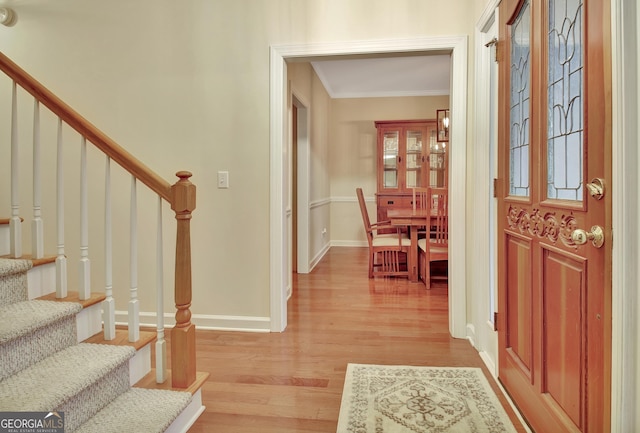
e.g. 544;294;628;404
187;247;528;432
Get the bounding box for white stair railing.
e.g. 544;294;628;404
78;137;91;301
103;156;116;340
128;176;140;342
10;81;21;258
55;118;68;299
31;100;43;259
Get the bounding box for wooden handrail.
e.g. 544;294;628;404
0;51;172;202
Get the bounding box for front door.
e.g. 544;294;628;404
497;0;612;432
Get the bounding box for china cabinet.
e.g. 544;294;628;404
374;119;445;224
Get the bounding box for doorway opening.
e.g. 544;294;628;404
270;37;468;335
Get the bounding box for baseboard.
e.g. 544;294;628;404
478;350;497;378
309;242;330;271
330;240;367;247
115;311;271;333
466;323;477;349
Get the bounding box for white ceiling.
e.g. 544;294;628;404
310;54;451;99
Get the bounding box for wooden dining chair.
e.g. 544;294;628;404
417;188;448;288
356;188;411;278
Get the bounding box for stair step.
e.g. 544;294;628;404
37;290;106;308
84;328;157;352
85;328;157;385
0;300;82;380
0;343;135;431
38;291;107;342
0;300;82;344
0;257;32;277
0;258;32;306
74;387;192;433
135;369;210;395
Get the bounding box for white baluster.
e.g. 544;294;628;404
9;81;21;258
31;100;44;259
155;196;167;383
55;119;67;298
78;137;90;300
103;156;115;340
128;176;140;342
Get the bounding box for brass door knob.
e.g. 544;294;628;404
571;225;604;248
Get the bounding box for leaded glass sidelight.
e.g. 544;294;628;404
509;1;531;197
547;0;584;201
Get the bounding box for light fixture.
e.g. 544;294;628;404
436;109;449;143
0;7;16;26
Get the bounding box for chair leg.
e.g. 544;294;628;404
369;252;374;278
425;264;431;290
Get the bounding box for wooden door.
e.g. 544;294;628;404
497;0;611;432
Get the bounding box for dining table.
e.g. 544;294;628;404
386;208;433;283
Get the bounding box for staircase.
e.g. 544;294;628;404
0;254;198;432
0;51;207;432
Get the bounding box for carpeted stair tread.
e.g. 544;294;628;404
0;300;82;344
0;257;32;277
0;258;33;306
75;388;193;433
0;343;135;412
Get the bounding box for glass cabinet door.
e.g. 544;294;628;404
405;129;424;188
382;131;399;188
376;120;439;194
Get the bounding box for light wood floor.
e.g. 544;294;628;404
186;247;528;432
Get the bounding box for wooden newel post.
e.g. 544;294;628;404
170;171;196;388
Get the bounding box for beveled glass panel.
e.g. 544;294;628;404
383;131;399;189
509;1;531;197
405;129;423;188
547;0;584;201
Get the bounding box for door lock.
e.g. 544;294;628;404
571;225;604;248
586;178;605;200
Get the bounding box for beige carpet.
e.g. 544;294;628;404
337;364;518;433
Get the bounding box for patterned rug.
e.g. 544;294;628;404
337;364;518;433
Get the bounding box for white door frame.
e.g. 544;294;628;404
292;91;311;274
611;0;639;430
471;0;500;377
269;36;468;335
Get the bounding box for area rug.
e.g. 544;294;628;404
337;364;518;433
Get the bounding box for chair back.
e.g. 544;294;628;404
412;187;430;211
356;188;374;245
429;188;448;247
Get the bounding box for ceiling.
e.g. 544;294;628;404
310;54;451;99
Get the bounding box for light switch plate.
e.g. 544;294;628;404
217;171;229;188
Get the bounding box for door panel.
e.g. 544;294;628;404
505;233;533;375
497;0;611;431
542;246;586;428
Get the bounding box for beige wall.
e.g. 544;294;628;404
0;0;480;328
329;96;449;245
